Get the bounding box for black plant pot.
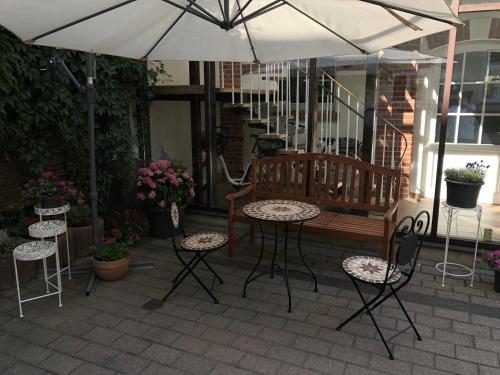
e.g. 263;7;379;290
495;270;500;293
146;206;184;238
40;198;64;209
445;179;483;209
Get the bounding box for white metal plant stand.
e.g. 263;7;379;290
34;203;71;279
436;202;482;287
13;241;62;318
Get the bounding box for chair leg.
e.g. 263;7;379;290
352;280;394;360
172;256;198;284
199;254;224;285
162;255;204;302
228;220;236;257
337;282;384;331
243;221;265;298
391;286;422;341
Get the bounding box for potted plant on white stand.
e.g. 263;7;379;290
444;161;489;209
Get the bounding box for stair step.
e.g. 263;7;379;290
277;148;305;155
223;103;252;109
257;133;289;140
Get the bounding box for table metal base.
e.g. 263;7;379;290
243;221;318;313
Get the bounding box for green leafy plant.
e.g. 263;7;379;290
0;237;27;262
67;205;92;227
0;205;38;238
93;238;129;262
104;209;148;244
445;161;489;184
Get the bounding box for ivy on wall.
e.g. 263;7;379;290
0;28;162;209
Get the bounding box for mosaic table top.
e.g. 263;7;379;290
181;232;228;251
243;200;320;223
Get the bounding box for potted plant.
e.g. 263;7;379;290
136;160;195;238
93;237;130;281
21;172;64;208
67;204;104;259
0;235;35;290
483;249;500;292
104;209;148;245
444;161;489;209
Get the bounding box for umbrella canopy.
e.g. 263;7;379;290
0;0;459;62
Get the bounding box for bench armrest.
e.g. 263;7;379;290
384;201;399;223
225;185;254;214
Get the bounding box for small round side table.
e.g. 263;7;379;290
436;202;482;287
34;203;71;280
13;241;62;318
242;199;320;313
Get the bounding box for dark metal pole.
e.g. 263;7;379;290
431;0;459;238
203;62;217;207
362;53;379;163
86;53;99;248
306;58;318;152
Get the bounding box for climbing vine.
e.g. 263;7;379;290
0;28;163;209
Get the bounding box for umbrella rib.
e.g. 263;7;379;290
359;0;457;26
217;0;225;19
29;0;138;42
283;1;366;54
232;0;284;27
236;0;259;62
230;0;253;24
385;9;422;31
160;0;221;26
184;0;221;23
143;1;196;58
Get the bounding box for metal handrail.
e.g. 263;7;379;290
383;119;408;169
319;68;365;104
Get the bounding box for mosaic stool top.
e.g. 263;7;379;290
243;200;320;222
14;241;57;261
34;203;70;216
181;232;228;251
29;220;67;238
343;256;401;284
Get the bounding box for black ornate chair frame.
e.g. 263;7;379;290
336;210;430;360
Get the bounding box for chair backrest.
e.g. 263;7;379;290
166;201;185;248
251;153;401;213
385;210;430;283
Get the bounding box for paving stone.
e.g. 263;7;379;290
412;365;454;375
267;344;308;366
456;345;499;367
141;343;183;365
475;337;500;354
416;313;452;330
140;362;184;375
4;362;46;375
471;314;500;329
435;355;479;375
89;311;123;328
170;318;210;336
414;337;455;357
223;307;257;322
83;326;122;345
201;327;238;346
111;333;151;354
479;365;500;375
369;354;413;375
39;352;83;374
344;364;386;375
76;342;119;365
228;320;264;337
329;343;370;367
259;327;296;346
276;364;322;375
199;313;234;329
252;313;287;330
115;319;152;336
233;335;272;355
48;334;89;356
434;307;470;323
293;336;331;356
453;321;491;339
393;345;434;367
174;352;218;375
303;353;345;374
434;328;474;347
283;320;320;337
106;351;150;374
172;334;211;354
141;326;180;346
239;353;283;375
71;363;115;375
205;344;246;365
316;327;356;346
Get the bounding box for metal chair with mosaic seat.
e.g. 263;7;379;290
336;210;430;360
143;201;226;310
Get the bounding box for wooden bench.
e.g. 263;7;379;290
225;153;401;258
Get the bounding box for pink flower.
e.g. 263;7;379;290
158;200;165;208
148;190;156;199
136;193;145;201
138;167;153;177
189;188;195;198
182;172;190;179
41;171;54;178
111;228;121;238
77;198;85;206
143;177;156;189
170;175;179;186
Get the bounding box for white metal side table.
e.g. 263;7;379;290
436;202;482;287
34;203;72;279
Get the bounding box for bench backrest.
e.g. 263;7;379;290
251;153;401;213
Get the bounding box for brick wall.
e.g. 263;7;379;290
220;106;246;175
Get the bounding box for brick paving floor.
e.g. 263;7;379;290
1;213;499;374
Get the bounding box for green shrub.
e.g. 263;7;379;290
67;205;91;227
0;237;27;262
445;161;489;184
93;239;129;262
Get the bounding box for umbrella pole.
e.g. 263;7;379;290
86;52;99;249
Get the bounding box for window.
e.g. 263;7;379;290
436;51;500;145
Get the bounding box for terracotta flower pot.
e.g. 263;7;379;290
0;254;36;291
93;254;130;281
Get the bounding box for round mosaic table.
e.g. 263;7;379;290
242;200;320;313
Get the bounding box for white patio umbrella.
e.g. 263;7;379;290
0;0;459;63
0;0;459;261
